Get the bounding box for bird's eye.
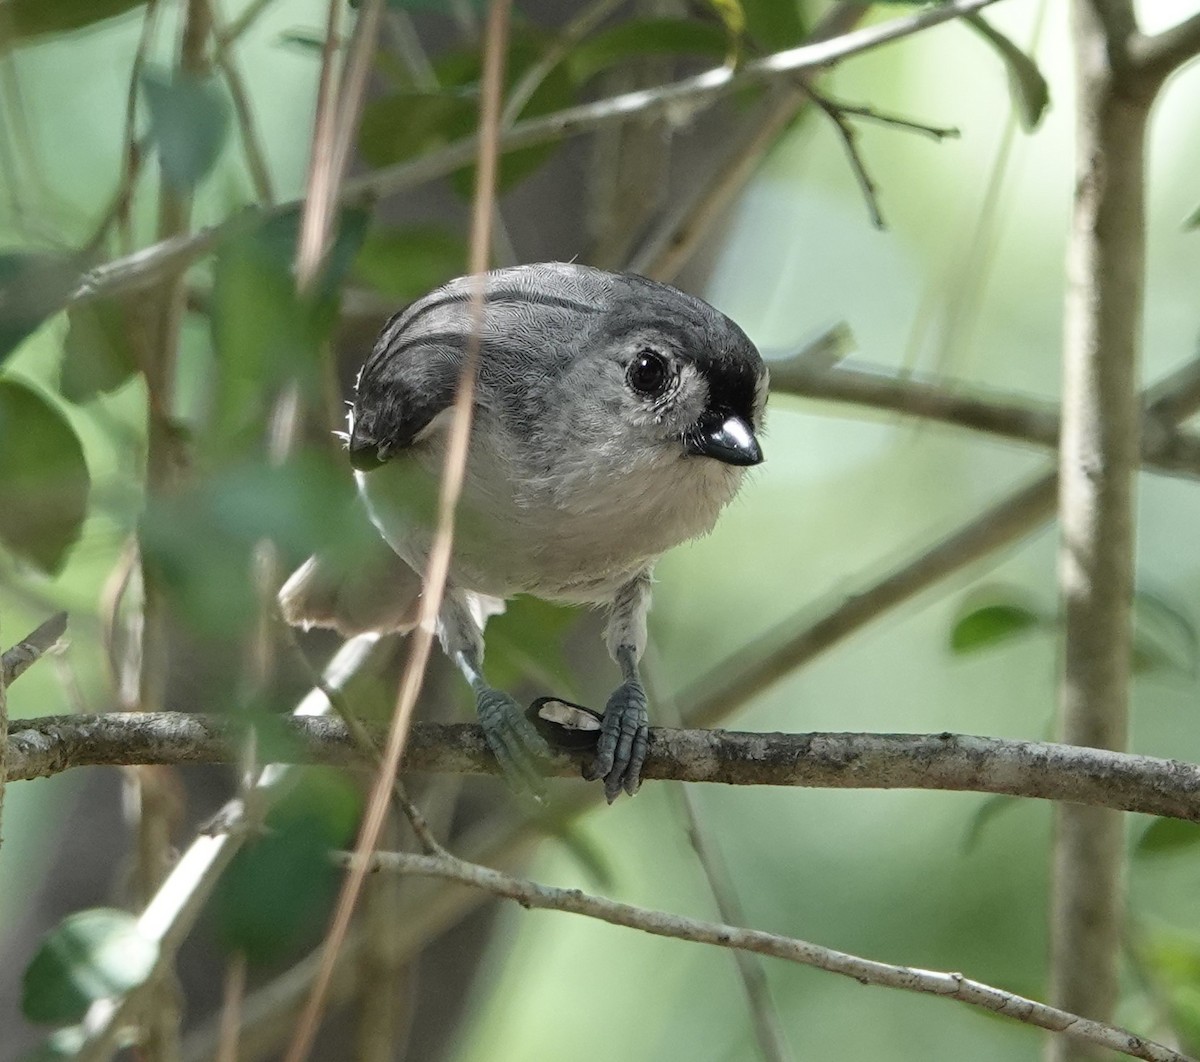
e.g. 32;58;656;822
627;350;669;396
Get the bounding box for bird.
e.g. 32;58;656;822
281;261;767;801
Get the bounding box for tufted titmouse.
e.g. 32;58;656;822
281;262;767;801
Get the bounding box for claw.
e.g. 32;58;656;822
477;687;552;798
585;679;648;800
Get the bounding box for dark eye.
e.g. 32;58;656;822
627;350;669;396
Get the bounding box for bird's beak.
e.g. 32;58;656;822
685;412;763;467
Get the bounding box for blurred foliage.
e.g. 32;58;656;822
21;908;158;1025
140;66;232;192
211;770;361;965
0;380;90;574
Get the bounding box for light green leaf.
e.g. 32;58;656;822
61;298;136;402
964;12;1050;132
0;381;90;574
1135;816;1200;857
0;252;81;363
141;65;232;191
949;592;1044;654
22;909;158;1024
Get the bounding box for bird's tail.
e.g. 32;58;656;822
279;537;423;637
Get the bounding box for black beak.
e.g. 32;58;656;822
685;412;763;467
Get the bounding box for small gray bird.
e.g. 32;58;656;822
281;262;767;801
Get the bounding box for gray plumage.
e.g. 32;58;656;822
282;262;767;801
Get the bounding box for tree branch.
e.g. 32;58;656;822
11;713;1200;822
0;612;67;688
70;0;1002;308
769;353;1200;481
349;848;1192;1062
1129;14;1200;84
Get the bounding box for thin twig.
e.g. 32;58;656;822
346;848;1192;1062
208;0;275;204
0;612;68;687
71;0;1003;309
284;5;511;1059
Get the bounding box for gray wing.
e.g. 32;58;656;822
348;263;618;471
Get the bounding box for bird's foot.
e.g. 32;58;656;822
583;679;649;802
476;687;553;800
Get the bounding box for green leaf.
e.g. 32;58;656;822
963;13;1050;132
211;771;360;965
140;450;375;638
0;380;90;574
61;298;137;402
353;225;466;301
3;0;147;43
1132;590;1198;677
0;251;81;363
22;909;158;1024
1135;816;1200;857
740;0;805;51
208;207;367;454
1184;203;1200;230
141;65;232;191
949;592;1044;654
567;19;730;84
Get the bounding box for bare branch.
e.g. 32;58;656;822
0;612;67;687
12;713;1200;823
71;0;1001;308
1130;15;1200;84
348;848;1192;1062
1050;1;1150;1050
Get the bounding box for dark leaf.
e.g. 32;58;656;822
140;65;232;191
22;909;157;1024
211;771;359;965
964;13;1050;132
949;593;1044;654
353;225;466;301
1185;203;1200;230
0;252;81;363
3;0;146;43
1135;816;1200;857
0;381;90;574
741;0;805;51
61;298;137;402
567;18;729;84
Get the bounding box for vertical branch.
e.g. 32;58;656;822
1049;2;1148;1057
132;2;213;1059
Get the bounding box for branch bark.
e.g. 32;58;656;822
346;848;1193;1062
1050;5;1148;1056
12;713;1200;822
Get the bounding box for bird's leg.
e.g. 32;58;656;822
586;573;652;801
440;592;552;797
